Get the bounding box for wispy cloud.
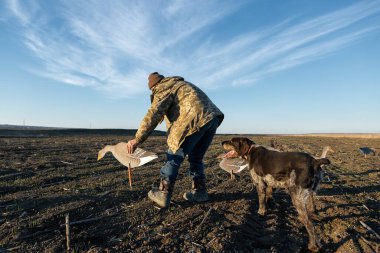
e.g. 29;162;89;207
2;0;380;97
199;1;380;87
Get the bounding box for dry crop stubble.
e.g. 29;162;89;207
0;135;379;252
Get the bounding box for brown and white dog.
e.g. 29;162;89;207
222;137;330;252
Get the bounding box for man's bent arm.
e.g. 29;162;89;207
135;94;173;144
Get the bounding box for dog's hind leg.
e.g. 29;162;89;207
290;187;321;252
257;179;267;216
266;186;273;204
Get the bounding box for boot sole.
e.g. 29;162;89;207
183;192;209;202
148;190;169;208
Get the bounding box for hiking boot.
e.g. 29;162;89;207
183;178;209;202
148;179;174;208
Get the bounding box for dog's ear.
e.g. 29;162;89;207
230;137;241;147
229;137;255;156
229;138;242;154
239;138;254;156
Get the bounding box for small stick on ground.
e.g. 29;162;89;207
362;204;370;211
359;235;377;253
206;237;217;247
195;207;213;232
128;163;133;190
65;214;71;252
61;161;77;165
157;232;170;237
19;211;27;218
2;246;22;252
360;221;380;240
0;172;26;180
153;206;161;210
98;190;115;197
191;241;203;248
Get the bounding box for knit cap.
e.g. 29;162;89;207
148;72;164;89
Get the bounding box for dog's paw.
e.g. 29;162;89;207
307;243;321;252
258;208;266;216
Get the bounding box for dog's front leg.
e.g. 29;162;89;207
307;193;316;213
257;179;267;216
250;170;267;215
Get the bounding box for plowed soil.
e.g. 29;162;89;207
0;135;379;252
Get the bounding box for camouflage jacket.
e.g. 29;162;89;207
135;77;224;153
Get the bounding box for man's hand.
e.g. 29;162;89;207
126;139;138;154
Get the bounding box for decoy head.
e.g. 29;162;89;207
97;146;109;161
324;146;335;153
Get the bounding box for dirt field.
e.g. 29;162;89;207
0;135;379;252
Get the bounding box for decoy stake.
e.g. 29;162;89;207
65;213;71;252
128;163;133;190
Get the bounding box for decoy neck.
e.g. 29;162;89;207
97;145;113;160
321;146;334;158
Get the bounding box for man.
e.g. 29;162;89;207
126;72;224;208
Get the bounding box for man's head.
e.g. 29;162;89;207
148;72;164;90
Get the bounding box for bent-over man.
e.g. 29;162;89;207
126;72;224;208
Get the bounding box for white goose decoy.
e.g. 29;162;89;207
320;146;334;158
97;142;158;168
313;146;334;185
219;145;280;180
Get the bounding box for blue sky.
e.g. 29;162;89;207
0;0;379;134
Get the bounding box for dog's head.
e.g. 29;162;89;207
222;137;255;159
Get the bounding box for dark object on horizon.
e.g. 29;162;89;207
359;147;376;158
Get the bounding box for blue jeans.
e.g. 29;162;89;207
160;117;219;182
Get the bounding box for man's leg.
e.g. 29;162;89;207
149;117;219;207
148;149;185;208
188;118;219;179
183;118;219;202
160;149;186;182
